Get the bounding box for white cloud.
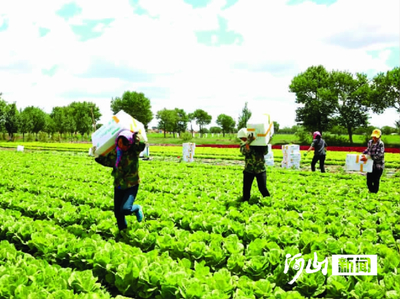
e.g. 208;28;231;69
0;0;399;131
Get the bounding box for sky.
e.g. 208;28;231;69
0;0;399;131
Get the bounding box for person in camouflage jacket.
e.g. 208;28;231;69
238;128;271;201
91;130;146;231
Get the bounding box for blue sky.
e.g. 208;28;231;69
0;0;399;129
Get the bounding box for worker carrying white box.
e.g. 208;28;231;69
91;110;148;157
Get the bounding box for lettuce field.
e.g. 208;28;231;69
0;149;399;299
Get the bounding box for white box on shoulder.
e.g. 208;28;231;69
91;110;148;157
345;154;373;173
246;113;274;146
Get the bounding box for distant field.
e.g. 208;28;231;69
2;133;399;146
146;133;400;146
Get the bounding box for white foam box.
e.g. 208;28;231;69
265;158;275;166
345;154;373;173
91;110;148;157
17;145;24;152
282;161;300;169
265;152;274;160
246;113;274;146
282;144;300;154
183;143;196;162
282;153;301;162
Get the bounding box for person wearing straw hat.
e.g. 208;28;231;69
90;130;146;231
237;128;271;202
361;129;385;193
304;131;328;173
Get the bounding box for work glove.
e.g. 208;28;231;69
246;133;255;144
89;146;98;157
360;154;368;162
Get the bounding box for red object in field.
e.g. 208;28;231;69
195;144;400;153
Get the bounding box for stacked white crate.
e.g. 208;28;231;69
265;144;274;166
282;144;301;169
183;143;196;162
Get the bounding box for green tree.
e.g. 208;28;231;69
5;103;20;139
381;125;396;135
330;71;370;144
188;113;195;134
23;106;47;137
172;108;188;136
216;114;236;137
273;121;280;133
68;102;101;139
64;111;76;140
237;102;252;130
50;107;67;135
111;91;153;128
191;109;212;137
370;67;400;113
19;108;34;141
289;65;336;134
0;97;8;133
44;114;56;138
394;120;400;134
156;108;176;138
210;126;222;133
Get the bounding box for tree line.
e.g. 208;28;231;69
290;66;399;144
0;66;398;143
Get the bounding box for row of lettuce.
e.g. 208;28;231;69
0;151;399;298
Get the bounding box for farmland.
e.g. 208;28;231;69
0;149;400;298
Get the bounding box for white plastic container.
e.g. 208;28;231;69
246;113;274;146
91;110;148;157
140;144;150;158
265;158;275;166
17;145;24;152
183;143;196;162
345;154;373;173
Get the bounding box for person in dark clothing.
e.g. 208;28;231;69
304;131;328;173
90;130;146;231
361;129;385;193
237;128;271;201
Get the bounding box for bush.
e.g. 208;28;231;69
295;127;312;144
323;133;351;146
180;132;193;142
38;132;48;142
27;133;34;142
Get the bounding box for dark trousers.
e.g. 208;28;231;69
243;171;270;201
367;167;383;193
311;155;326;173
114;185;140;230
